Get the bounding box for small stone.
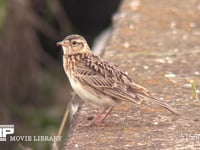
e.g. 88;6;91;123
131;67;136;71
153;122;158;125
159;97;164;100
130;0;141;11
174;48;179;52
123;42;130;48
75;144;78;148
183;83;192;88
164;73;176;78
170;21;177;28
166;57;173;64
143;65;149;69
190;22;196;28
156;58;166;63
129;24;135;29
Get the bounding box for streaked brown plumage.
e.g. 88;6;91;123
57;34;179;126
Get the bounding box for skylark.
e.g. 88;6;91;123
57;34;179;126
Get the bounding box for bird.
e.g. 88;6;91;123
57;34;179;126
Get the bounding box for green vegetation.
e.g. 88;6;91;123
190;80;199;101
0;0;6;32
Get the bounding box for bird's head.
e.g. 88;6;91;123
57;35;90;55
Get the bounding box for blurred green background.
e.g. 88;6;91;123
0;0;121;149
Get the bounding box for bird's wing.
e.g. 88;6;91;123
73;60;143;104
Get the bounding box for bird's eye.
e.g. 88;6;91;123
71;41;78;46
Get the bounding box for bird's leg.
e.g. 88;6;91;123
89;107;109;126
99;106;114;123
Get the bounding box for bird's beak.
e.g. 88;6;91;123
56;41;64;47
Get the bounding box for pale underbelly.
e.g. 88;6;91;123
68;76;118;107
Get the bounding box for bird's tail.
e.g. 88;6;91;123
129;82;180;115
147;94;180;115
